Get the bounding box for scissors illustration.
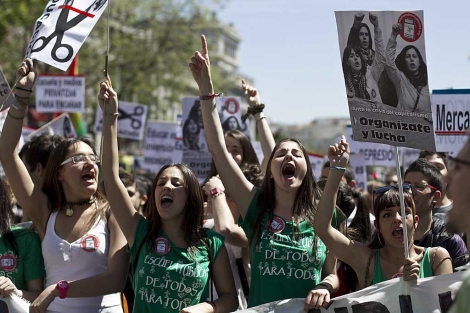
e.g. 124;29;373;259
118;106;145;130
31;0;107;63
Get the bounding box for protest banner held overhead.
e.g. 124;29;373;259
432;89;470;156
24;0;108;71
335;10;436;151
35;75;85;113
143;121;183;174
94;101;148;141
0;67;14;111
239;271;463;313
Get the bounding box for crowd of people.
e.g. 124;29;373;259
0;34;469;313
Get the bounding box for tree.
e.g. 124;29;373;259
0;0;236;130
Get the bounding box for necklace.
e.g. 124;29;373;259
64;196;97;217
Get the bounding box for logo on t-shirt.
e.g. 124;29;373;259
80;235;100;252
266;216;285;233
154;237;171;255
0;253;17;272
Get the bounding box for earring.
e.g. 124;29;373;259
378;233;385;246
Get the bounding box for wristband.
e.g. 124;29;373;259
15;86;33;93
199;93;224;100
329;166;346;172
316;282;332;293
103;112;119;116
210;188;225;199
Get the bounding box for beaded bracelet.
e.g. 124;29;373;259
199;93;224;100
329;166;346;172
211;192;225;199
242;103;265;122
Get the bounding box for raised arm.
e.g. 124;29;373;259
346;12;365;47
204;176;248;247
369;13;386;81
99;77;141;247
241;79;275;173
189;35;256;218
385;23;402;88
0;59;49;235
313;136;372;281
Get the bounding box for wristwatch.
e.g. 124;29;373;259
210;188;225;199
56;280;69;299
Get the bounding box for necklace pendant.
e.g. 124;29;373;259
65;206;74;217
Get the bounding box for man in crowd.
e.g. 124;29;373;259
404;158;468;270
419;151;453;220
321;161;356;188
447;131;470;312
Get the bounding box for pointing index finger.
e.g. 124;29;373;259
201;34;209;58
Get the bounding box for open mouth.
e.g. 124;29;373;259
392;228;404;239
81;173;95;183
282;163;296;180
161;195;173;208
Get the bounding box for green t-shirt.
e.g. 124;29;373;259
241;189;339;308
449;269;470;313
371;247;433;285
128;217;224;313
0;227;45;290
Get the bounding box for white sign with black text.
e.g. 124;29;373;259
35;75;85;112
0;67;14;111
29;113;77;139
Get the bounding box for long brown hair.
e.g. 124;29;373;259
368;188;416;249
145;163;207;257
41;138;108;222
250;138;322;255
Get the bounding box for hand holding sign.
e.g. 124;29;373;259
403;257;421;281
189;35;213;95
98;75;118;114
327;135;350;168
0;277;20;298
15;59;37;98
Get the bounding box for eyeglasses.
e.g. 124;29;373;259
374;183;412;195
448;155;470;170
409;182;437;192
60;154;100;166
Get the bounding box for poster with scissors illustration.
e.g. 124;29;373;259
94;101;148;140
335;10;436;151
25;0;108;71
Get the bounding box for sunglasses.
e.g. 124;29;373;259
374;183;412;195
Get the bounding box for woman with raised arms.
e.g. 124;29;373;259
189;35;341;311
314;136;452;289
98;76;237;313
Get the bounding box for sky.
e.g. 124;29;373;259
216;0;470;125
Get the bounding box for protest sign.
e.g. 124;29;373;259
349;153;367;190
0;67;14;111
143;121;183;174
94;101;148;141
347;125;420;167
35;75;85;112
25;0;108;71
29;113;77;139
239;271;463;312
252;141;264;166
181;96;247;182
336;10;436;151
432;89;470;156
308;153;324;180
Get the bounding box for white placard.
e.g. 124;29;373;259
349;153;367;190
94;101;148;141
25;0;108;71
35;75;85;112
0;67;14;111
28;113;76;139
308;153;324;181
239;271;463;313
432;89;470;156
143;121;183;174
